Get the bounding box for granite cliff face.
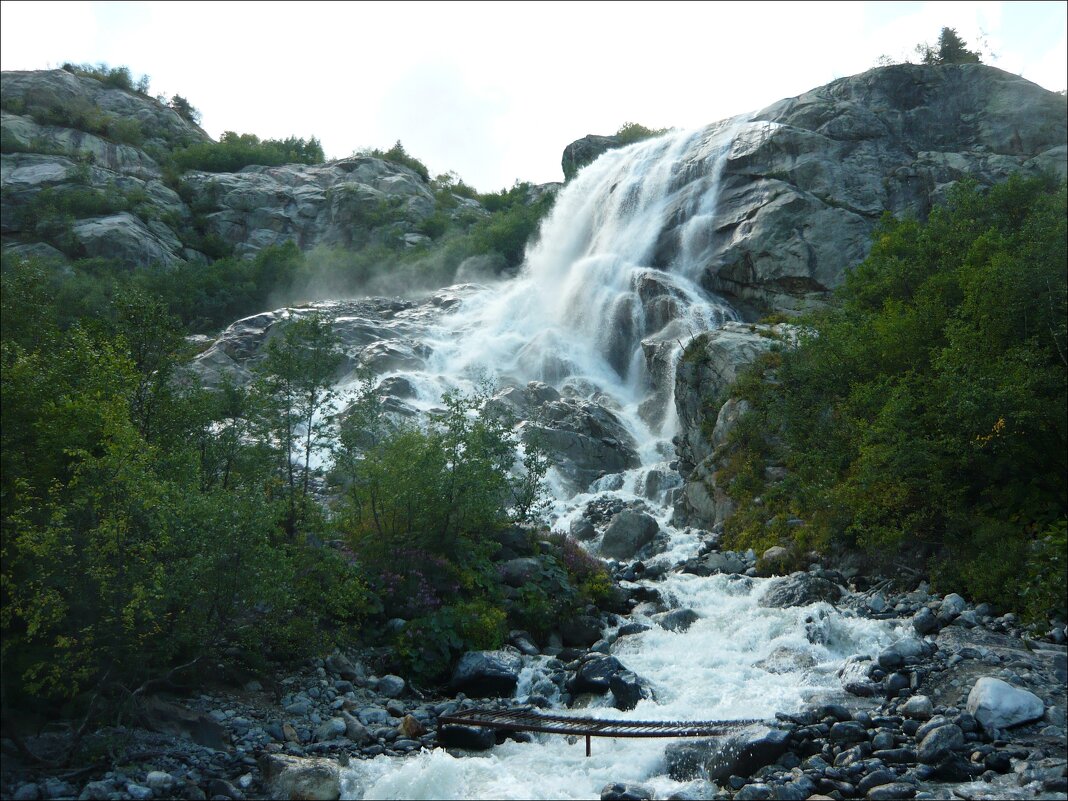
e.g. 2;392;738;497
653;64;1065;317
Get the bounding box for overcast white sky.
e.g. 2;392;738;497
2;1;1065;191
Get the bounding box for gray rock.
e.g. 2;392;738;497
449;650;523;697
570;655;626;693
867;783;916;800
829;720;868;743
901;695;934;719
681;550;748;577
522;398;640;492
145;771;175;791
258;753;340;800
917;723;965;764
877;637;927;670
652;608;700;632
599;782;653;801
77;780;111;800
759;572;842;608
938;593;967;621
437;723;496;750
704;727;792;781
599;511;660;560
125;785;153;801
609;670;654;711
13;784;39;801
562;134;626;181
378;674;405;698
560;614;604;647
734;784;772;800
966;677;1045;730
569;518;597;541
665;738;717;781
912;606;938;635
315;717;347;742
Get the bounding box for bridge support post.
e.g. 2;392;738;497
585;734;591;757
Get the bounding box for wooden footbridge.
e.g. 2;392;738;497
438;707;765;757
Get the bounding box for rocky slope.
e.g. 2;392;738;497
3;64;1064;320
1;69;490;268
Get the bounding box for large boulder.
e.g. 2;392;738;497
449;650;523;697
257;754;340;801
966;677;1045;731
599;511;660;560
522;397;640;493
758;572;842;608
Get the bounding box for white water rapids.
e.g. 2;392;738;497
335;123;905;798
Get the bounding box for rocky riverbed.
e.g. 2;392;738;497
3;545;1064;801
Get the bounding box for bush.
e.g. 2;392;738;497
363;141;430;182
615;121;669;144
173;131;325;173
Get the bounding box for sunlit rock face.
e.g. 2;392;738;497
565;64;1067;318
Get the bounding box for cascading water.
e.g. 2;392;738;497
336;121;904;799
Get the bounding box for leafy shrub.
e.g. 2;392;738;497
615;121;669;144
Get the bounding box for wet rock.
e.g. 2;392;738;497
609;670;654;711
829;720;869;743
599;511;660;560
258;753;341;800
600;782;653;801
758;573;841;608
704;728;792;781
652;608;700;632
437;723;496;750
570;655;625;694
665;738;717;781
570;518;597;541
449;650;523;697
560;615;604;647
966;677;1045;731
681;550;748;577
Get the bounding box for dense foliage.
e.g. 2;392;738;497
0;251;602;708
719;176;1067;621
0;268;372;712
614;121;669;145
172;131;325;172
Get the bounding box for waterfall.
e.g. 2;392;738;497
336;122;903;799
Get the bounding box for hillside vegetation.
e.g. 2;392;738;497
717;176;1067;621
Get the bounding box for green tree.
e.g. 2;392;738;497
253;312;343;538
916;27;982;65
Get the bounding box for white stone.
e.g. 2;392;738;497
967;677;1045;730
902;694;934;719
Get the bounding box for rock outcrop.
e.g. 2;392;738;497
566;64;1067;318
672;321;791;525
1;68;492;267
